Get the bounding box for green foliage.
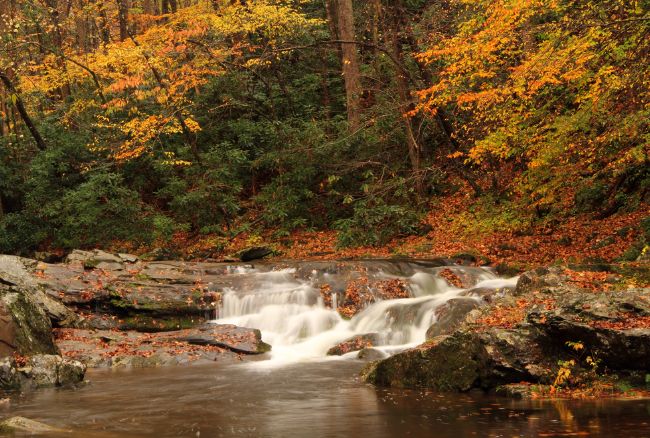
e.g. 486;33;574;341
51;172;151;248
334;197;421;247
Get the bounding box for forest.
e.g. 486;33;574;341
1;1;650;435
0;0;647;262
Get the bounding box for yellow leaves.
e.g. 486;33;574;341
184;117;201;133
161;151;192;167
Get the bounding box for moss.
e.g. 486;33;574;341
118;316;204;332
1;288;58;356
363;333;485;391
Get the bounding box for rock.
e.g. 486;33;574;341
118;253;139;263
19;355;86;388
461;287;508;304
357;347;386;360
528;290;650;371
55;328;243;368
498;383;534;399
327;334;380;356
0;284;58;356
0;358;21;390
364;326;550;391
33;251;63;263
451;253;478;265
65;249;93;264
0;255;78;330
514;267;565;295
494;263;521;277
238;247;273;262
0;416;68;433
362;333;486;391
177;324;271;354
426;298;480;339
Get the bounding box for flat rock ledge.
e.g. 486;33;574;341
55;324;270;368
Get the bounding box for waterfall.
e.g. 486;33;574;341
213;263;517;367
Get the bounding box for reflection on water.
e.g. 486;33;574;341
4;361;650;437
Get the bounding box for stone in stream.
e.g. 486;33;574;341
362;327;547;391
0;416;69;434
176;324;271;354
327;334;380;356
357;347;386;360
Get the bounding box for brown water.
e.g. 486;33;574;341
3;360;650;437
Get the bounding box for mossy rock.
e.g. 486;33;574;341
362;333;485;391
0;285;58;356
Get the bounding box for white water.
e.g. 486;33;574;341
213;265;516;368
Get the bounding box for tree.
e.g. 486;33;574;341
332;0;362;131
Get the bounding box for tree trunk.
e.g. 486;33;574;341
116;0;129;41
333;0;362;131
388;20;422;197
0;71;47;151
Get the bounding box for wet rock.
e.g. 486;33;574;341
498;383;534;399
238;247;274;262
364;325;550;391
357;347;386;360
362;333;485;391
177;324;271;354
0;416;68;434
425;298;480;339
494;263;521;277
461;287;509;304
327;334;380;356
0;358;21;390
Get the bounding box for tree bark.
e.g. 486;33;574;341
116;0;129;41
333;0;362;131
0;71;47;151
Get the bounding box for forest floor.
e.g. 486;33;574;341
145;193;650;275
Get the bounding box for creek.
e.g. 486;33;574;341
4;260;650;437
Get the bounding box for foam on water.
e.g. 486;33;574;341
213;264;516;368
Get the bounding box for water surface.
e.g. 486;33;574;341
5;361;650;437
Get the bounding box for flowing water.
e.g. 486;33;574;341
3;260;650;437
214;263;514;366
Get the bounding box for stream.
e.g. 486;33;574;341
3;261;650;437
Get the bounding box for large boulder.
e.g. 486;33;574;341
20;354;86;388
0;284;58;356
363;326;549;391
527;289;650;370
0;255;79;328
362;332;486;391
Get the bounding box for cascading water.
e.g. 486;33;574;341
212;262;517;367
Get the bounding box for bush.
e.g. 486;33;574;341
52;172;152;248
334;198;421;247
